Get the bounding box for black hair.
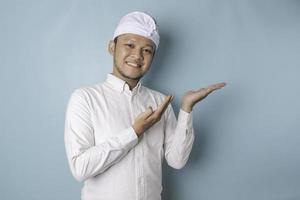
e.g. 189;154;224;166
114;37;118;44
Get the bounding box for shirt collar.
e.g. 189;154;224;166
106;73;141;95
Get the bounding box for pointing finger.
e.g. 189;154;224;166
157;95;173;114
148;95;173;121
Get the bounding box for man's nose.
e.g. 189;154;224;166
130;48;143;60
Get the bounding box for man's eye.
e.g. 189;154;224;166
143;49;153;54
125;44;134;48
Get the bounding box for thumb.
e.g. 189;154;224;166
142;106;153;118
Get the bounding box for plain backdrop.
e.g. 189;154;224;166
1;0;300;199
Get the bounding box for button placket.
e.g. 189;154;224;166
132;95;145;199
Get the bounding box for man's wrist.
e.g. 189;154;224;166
180;103;192;113
132;125;142;137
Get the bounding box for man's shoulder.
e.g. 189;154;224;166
70;82;104;100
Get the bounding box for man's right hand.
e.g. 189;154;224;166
132;95;173;137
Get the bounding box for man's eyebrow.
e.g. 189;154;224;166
144;44;154;48
121;38;154;48
123;38;136;43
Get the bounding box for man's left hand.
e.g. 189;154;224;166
181;82;226;113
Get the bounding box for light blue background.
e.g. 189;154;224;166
1;0;300;199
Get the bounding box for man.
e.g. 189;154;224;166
64;11;225;200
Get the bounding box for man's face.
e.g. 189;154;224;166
109;33;156;82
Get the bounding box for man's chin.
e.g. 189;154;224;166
125;74;143;80
123;70;145;80
115;66;144;80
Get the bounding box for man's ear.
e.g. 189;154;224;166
108;40;115;55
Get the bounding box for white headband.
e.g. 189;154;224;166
113;11;160;50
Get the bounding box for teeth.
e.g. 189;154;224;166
127;62;140;67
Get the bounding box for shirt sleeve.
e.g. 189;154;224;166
163;105;195;169
64;89;138;182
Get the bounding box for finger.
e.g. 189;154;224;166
147;95;173;120
157;95;173;113
210;82;226;90
139;106;153;119
204;82;226;94
144;106;153;118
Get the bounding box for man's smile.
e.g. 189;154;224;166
126;61;142;68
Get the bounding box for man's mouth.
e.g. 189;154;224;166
126;61;142;68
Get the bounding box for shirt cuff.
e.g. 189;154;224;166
178;109;193;128
116;127;139;149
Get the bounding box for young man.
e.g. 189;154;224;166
64;11;225;200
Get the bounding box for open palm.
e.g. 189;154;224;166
181;82;226;112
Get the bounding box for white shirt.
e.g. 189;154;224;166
64;74;194;200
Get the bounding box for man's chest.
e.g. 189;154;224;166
90;93;165;147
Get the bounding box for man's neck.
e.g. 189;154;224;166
111;72;139;90
126;79;138;90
